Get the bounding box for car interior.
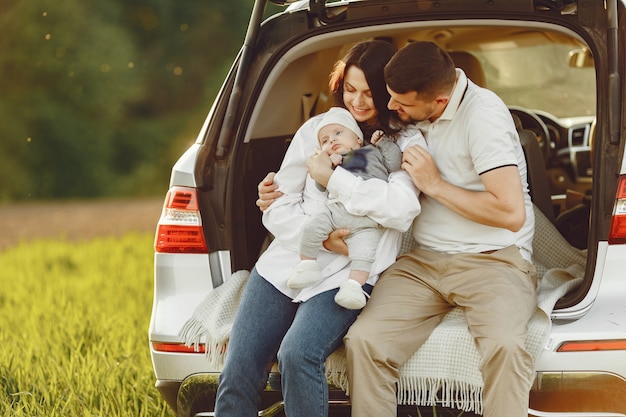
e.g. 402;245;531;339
239;21;595;273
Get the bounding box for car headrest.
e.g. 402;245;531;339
448;51;487;88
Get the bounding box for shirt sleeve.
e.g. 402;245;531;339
261;116;322;252
467;97;519;174
326;165;421;232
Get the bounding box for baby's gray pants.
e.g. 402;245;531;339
300;202;382;272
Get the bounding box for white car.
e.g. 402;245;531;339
149;0;626;416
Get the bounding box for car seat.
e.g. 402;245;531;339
448;51;487;88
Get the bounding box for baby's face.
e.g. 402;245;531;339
318;123;362;155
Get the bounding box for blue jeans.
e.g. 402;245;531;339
214;267;371;417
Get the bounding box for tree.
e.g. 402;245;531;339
0;0;142;199
0;0;253;201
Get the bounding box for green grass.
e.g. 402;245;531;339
0;234;474;417
0;234;174;417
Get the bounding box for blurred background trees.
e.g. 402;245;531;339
0;0;277;201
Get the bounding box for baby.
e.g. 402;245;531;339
288;107;402;309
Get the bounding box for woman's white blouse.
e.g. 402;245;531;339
256;113;425;302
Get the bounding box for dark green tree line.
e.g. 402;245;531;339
0;0;257;201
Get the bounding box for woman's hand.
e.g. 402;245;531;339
306;150;334;189
322;228;350;256
256;172;283;212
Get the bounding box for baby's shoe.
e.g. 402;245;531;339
287;260;321;289
334;279;369;309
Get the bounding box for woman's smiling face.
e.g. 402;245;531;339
342;66;378;124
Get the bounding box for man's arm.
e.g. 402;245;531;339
402;144;525;232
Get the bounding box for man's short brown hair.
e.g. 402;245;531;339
384;41;457;100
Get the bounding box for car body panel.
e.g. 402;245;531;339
149;0;626;415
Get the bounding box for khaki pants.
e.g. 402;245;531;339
344;245;537;417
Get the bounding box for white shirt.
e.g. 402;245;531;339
257;113;425;302
411;69;534;261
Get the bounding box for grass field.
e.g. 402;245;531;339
0;200;473;417
0;233;174;416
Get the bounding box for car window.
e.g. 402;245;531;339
472;43;596;118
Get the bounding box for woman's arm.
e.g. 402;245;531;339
305;130;424;233
325;167;421;232
261;117;325;251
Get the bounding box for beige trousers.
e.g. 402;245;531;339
344;245;537;417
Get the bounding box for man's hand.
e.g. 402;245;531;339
401;144;443;196
307;149;334;188
322;228;350;256
256;172;283;212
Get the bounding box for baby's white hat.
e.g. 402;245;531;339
315;107;364;142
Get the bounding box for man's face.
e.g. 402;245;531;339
386;87;447;123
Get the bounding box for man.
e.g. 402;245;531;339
343;41;537;417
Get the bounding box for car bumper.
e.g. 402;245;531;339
157;368;626;417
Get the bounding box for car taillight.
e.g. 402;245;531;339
608;175;626;245
556;339;626;352
154;186;208;253
152;342;206;354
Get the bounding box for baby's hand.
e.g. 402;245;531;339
370;130;385;145
329;153;343;166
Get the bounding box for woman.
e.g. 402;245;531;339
214;40;423;417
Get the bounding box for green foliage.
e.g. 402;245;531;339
0;234;173;416
0;0;142;200
0;0;255;202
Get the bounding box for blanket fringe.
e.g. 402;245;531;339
179;318;229;368
325;354;483;414
325;353;349;392
179;317;206;352
397;377;483;415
